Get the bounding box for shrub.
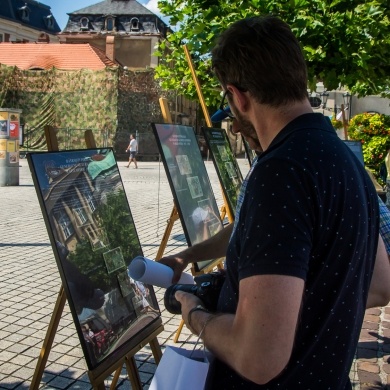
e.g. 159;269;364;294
347;113;390;183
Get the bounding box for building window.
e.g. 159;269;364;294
54;210;74;240
18;5;31;22
44;15;54;29
80;17;89;30
105;17;115;32
130;17;140;31
0;34;3;43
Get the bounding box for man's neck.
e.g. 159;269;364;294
251;100;313;151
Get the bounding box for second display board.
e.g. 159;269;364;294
152;123;224;272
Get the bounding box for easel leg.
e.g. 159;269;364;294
30;286;66;390
149;336;162;363
173;319;185;343
125;356;142;390
109;363;124;389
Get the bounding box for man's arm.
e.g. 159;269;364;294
158;223;232;283
366;234;390;308
176;273;304;385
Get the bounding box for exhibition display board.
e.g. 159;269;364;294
152;123;224;272
27;148;162;376
202;127;243;218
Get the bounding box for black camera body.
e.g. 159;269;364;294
164;271;226;314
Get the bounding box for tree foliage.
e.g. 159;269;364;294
155;0;390;107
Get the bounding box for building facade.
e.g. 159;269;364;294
0;0;60;43
58;0;168;69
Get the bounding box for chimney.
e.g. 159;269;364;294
106;36;115;62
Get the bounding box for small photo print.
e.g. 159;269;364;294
187;176;203;199
217;145;228;162
176;155;192;175
208;221;223;236
0;151;6;160
117;270;133;297
103;247;126;274
225;162;237;178
0;120;7;135
9;152;18;164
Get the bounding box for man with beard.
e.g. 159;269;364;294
159;15;390;389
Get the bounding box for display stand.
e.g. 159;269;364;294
31;125;163;390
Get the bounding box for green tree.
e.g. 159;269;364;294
155;0;390;107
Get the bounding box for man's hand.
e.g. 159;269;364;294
175;290;204;332
158;252;191;284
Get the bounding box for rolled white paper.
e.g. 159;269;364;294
128;256;194;288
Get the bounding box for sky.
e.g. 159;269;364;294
38;0;163;30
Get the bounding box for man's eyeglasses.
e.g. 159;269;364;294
219;90;235;119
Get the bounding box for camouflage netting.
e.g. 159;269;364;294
0;65;166;158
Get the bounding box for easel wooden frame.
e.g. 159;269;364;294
31;125;163;390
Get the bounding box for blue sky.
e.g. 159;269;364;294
38;0;163;30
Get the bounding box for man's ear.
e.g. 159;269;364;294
226;84;249;113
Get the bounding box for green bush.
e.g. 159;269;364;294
347;113;390;183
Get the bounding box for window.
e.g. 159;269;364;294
54;210;74;240
44;15;54;29
0;34;3;43
80;17;89;30
130;17;140;31
105;17;115;31
18;5;30;22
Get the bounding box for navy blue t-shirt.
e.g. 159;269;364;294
207;113;379;389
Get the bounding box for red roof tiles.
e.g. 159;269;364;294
0;43;118;70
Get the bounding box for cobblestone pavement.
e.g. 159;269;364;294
0;158;389;389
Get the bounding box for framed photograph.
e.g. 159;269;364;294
202;127;244;218
152;123;224;272
27;148;161;373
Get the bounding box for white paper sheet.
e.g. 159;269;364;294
149;346;209;390
128;256;194;288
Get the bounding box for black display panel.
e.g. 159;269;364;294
152;123;224;272
202;127;243;218
27;148;161;373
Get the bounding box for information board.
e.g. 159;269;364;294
152;123;224;272
27;148;161;372
202;127;243;218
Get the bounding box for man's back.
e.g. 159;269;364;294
213;113;379;389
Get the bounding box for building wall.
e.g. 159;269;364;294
0;18;59;43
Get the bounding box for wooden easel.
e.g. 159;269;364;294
31;126;163;390
341;103;349;140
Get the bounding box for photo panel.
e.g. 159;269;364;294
27;148;161;372
202;127;244;218
152;124;224;272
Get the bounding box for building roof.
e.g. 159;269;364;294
0;43;118;70
0;0;61;34
70;0;155;16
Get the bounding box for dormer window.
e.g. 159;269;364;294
80;17;89;31
44;14;54;29
130;17;140;31
105;17;115;32
18;4;31;22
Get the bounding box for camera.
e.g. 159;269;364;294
164;271;226;314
